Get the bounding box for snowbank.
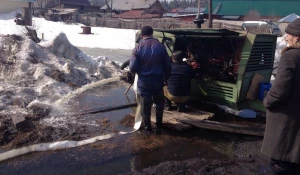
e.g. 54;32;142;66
0;10;137;50
0;33;122;118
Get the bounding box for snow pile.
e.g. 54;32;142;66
0;33;122;118
0;10;137;50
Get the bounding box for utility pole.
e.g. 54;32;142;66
110;0;112;18
193;0;204;28
209;0;212;28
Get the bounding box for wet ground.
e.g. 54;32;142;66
0;80;269;175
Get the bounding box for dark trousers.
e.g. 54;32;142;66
138;89;164;130
270;159;300;175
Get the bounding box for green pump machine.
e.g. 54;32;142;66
152;29;277;112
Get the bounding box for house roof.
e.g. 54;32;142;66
177;7;206;14
113;9;161;19
10;0;36;2
206;0;300;17
278;13;300;23
101;0;157;11
171;8;184;13
61;0;92;6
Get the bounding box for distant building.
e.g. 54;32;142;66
107;0;165;19
171;8;184;13
278;13;300;23
177;7;204;15
208;0;300;21
48;0;103;13
163;7;206;22
102;0;165;14
113;9;162;19
0;0;36;14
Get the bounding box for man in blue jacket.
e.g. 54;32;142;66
129;26;171;134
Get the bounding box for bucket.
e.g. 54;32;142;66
81;26;91;34
259;82;272;101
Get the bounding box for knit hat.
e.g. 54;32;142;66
172;51;185;63
141;26;153;36
285;18;300;36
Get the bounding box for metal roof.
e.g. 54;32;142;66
101;0;157;11
154;28;241;36
177;7;206;14
10;0;37;2
278;13;300;23
61;0;92;6
205;0;300;17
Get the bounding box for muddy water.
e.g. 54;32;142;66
0;81;235;175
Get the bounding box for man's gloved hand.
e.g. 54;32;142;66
120;71;135;84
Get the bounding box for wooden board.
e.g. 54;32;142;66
180;119;265;136
151;108;214;131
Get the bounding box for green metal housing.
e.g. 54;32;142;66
153;28;277;112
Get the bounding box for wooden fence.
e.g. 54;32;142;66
76;14;289;33
76;15;224;29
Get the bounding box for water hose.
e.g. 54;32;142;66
0;76;142;162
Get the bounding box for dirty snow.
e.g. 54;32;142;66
0;10;132;127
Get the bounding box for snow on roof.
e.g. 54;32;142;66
101;0;157;11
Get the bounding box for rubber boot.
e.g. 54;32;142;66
155;109;163;134
143;116;152;133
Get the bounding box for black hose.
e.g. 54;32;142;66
120;59;130;70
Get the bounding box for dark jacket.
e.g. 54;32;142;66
261;42;300;164
129;37;171;93
167;62;193;96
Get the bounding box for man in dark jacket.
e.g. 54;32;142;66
129;26;171;134
261;18;300;174
164;51;193;112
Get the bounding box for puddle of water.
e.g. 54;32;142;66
0;129;235;175
0;81;235;175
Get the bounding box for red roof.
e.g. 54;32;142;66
113;10;162;19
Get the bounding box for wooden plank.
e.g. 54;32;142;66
151;108;214;131
180;119;265;136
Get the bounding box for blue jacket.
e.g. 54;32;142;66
167;62;193;96
129;37;171;93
